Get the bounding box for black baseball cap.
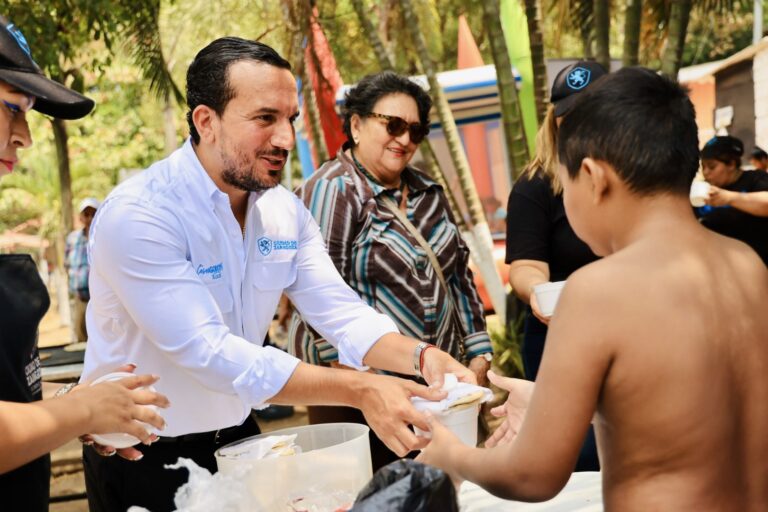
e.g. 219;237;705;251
550;61;608;117
0;16;94;120
701;135;744;160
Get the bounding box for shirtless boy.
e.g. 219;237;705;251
418;68;768;510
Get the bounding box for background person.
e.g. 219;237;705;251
503;61;606;471
0;17;168;512
81;39;473;512
65;197;99;342
697;135;768;265
750;147;768;171
288;71;493;470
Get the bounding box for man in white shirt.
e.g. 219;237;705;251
81;37;473;511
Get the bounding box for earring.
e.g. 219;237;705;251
353;137;359;144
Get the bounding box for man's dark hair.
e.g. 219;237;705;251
186;37;291;144
558;67;699;196
751;147;768;160
342;71;432;145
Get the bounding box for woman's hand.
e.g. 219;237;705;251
530;292;551;325
467;355;491;387
706;185;737;207
76;364;169;460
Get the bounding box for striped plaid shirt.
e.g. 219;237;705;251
289;149;491;367
65;229;90;299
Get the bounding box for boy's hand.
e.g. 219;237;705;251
484;370;534;448
415;413;465;486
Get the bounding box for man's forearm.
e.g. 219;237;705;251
362;332;419;376
267;362;368;408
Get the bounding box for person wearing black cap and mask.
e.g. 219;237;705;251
697;135;768;265
0;16;169;512
501;61;607;471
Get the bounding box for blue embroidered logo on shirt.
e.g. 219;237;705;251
258;237;273;256
197;262;223;279
258;238;297;256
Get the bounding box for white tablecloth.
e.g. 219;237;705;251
459;472;602;511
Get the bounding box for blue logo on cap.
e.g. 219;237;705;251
6;23;31;57
566;67;591;90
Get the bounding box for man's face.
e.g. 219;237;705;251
80;207;96;232
214;61;299;192
751;157;768;171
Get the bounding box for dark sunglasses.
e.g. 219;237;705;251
366;112;429;144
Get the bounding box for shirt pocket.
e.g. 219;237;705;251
205;280;234;313
252;260;297;291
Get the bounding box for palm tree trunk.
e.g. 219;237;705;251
163;96;177;156
484;0;530;179
523;0;549;124
594;0;611;70
660;0;692;79
622;0;642;66
351;0;393;71
51;118;73;236
399;0;506;318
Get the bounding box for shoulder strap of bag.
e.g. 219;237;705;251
379;195;466;359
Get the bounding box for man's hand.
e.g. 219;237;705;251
467;356;491;387
355;374;446;456
484;370;534;448
421;348;476;387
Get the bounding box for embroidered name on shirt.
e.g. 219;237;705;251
258;237;297;256
197;262;223;279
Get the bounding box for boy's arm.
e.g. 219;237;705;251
420;268;616;501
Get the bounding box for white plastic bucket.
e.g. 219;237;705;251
215;422;371;511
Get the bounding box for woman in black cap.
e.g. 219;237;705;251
502;61;607;471
0;16;168;512
698;135;768;265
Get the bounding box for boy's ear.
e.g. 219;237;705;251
581;158;610;204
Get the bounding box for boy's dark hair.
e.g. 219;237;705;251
558;67;699;196
186;37;291;144
342;71;432;145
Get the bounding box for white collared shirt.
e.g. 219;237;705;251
81;140;398;436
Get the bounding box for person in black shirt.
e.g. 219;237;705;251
505;61;605;471
0;17;168;512
697;135;768;266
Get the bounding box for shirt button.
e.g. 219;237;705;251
416;258;426;271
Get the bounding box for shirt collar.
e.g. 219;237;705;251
179;138;232;207
339;147;437;198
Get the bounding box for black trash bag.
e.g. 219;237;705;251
350;460;459;512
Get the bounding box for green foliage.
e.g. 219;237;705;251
489;313;525;379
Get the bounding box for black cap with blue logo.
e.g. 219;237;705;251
701;135;744;161
0;16;94;119
550;60;608;117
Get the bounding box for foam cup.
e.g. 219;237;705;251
533;281;566;318
690;180;711;207
89;371;157;449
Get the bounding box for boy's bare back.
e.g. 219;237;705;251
581;226;768;510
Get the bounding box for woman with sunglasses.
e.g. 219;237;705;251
289;71;492;470
0;17;168;511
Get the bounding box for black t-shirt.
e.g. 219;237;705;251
505;172;598;281
0;254;51;512
696;170;768;266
